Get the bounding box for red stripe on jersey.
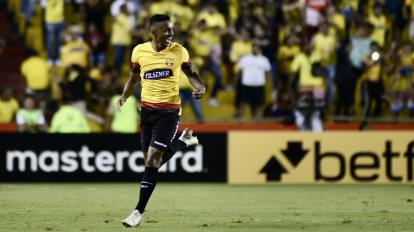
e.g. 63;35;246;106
131;62;140;68
130;62;140;73
141;101;180;110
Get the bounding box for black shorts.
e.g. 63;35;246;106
140;108;180;152
240;85;265;106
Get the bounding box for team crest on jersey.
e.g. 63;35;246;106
165;58;174;66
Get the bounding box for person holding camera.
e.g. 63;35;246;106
361;42;384;121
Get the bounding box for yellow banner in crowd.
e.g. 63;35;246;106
228;132;414;184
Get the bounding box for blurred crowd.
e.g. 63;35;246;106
1;0;414;133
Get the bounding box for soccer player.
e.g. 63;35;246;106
117;14;206;227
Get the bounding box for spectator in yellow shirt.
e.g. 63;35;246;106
20;49;51;97
361;42;383;117
390;42;414;118
291;44;325;132
111;4;132;73
0;87;20;123
327;5;346;40
229;28;253;111
60;29;90;69
277;35;300;95
311;22;338;106
368;3;389;48
189;19;223;107
229;28;253;64
291;44;324;90
197;3;227;32
41;0;65;65
404;0;414;39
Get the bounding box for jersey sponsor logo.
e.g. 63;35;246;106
144;69;173;80
165;58;174;66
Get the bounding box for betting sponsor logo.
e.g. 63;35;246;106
259;141;414;182
144;69;172;80
229;132;414;184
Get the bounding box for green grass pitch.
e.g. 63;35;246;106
0;183;413;231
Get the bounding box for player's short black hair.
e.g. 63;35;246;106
149;14;171;27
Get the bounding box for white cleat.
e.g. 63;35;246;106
179;128;199;146
121;210;143;227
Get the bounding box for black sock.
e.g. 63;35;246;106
136;167;158;214
160;139;187;166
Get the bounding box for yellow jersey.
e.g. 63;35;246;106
368;14;387;47
45;0;64;24
406;0;414;18
362;54;382;82
197;11;227;29
312;32;336;65
291;52;324;87
60;39;90;68
111;13;132;46
189;28;213;57
131;42;190;109
229;40;252;63
21;56;51;90
0;98;19;123
277;45;300;75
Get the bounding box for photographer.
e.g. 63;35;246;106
360;42;384;128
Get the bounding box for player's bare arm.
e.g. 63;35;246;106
181;62;206;99
117;71;141;110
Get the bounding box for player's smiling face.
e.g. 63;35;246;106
152;21;174;49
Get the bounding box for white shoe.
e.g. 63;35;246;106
179;128;198;146
121;210;143;227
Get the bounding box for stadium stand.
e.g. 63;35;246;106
0;0;413;133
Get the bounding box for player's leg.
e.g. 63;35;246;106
122;146;159;228
122;109;180;227
135;146;164;213
122;109;153;227
160;128;199;166
137;110;182;209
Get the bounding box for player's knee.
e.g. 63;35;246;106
145;147;163;168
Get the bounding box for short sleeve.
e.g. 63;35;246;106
238;56;246;69
263;57;271;71
13;100;19;113
291;54;301;73
130;46;140;73
181;46;190;63
20;61;27;76
37;113;45;125
16;111;26;125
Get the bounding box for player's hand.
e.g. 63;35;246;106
192;86;206;99
116;97;127;112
